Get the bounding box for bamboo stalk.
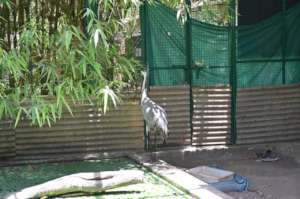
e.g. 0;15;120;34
18;0;24;30
54;0;60;32
49;0;54;35
41;0;45;52
35;0;39;25
13;1;17;48
5;6;11;49
0;5;4;44
25;0;30;24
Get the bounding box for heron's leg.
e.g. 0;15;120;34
163;139;167;145
154;128;157;152
160;133;167;145
145;125;150;151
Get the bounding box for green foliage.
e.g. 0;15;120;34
0;0;142;127
191;0;231;26
156;0;230;25
0;0;230;127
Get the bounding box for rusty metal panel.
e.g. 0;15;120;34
0;120;15;158
192;86;231;146
0;93;144;161
149;86;191;147
237;84;300;144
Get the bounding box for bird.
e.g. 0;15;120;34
140;71;168;150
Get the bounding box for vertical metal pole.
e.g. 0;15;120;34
229;0;237;144
282;0;287;84
140;2;150;151
185;0;193;145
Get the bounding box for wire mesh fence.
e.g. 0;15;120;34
140;0;300;146
140;0;300;88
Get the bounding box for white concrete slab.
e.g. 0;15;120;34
130;153;233;199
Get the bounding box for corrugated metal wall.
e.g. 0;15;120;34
149;86;191;147
237;84;300;144
192;86;231;146
0;87;193;162
0;93;144;161
2;84;300;162
0;120;15;158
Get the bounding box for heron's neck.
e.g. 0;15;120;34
141;74;147;102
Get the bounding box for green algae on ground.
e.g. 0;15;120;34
0;158;192;198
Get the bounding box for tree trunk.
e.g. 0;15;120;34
5;170;144;199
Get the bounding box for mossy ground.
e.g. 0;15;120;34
0;158;192;198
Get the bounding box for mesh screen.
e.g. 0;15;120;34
236;12;283;88
237;62;282;88
143;2;186;86
191;20;230;86
286;3;300;59
237;14;283;60
286;61;300;84
141;1;300;88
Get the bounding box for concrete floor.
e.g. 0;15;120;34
148;142;300;199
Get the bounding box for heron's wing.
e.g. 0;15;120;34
150;101;168;128
141;97;157;126
146;99;167;116
155;104;167;116
156;105;168;125
141;97;168;129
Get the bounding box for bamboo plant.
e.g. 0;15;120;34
0;0;141;127
0;0;230;127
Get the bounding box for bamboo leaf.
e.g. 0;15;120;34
14;108;23;128
35;107;42;127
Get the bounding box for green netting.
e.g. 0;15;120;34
237;13;283;60
141;2;186;86
286;61;300;84
286;2;300;59
191;19;230;86
237;62;282;88
141;1;300;88
236;1;300;87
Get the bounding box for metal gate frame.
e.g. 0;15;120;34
140;0;238;150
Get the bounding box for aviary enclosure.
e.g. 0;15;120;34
0;0;300;161
1;0;300;198
140;0;300;149
0;1;300;166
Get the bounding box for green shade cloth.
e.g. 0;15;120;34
141;1;300;88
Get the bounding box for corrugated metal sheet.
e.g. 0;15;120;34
3;83;300;162
0;93;144;160
237;84;300;144
192;86;231;146
148;86;191;147
0;120;15;158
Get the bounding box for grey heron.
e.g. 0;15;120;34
140;71;168;150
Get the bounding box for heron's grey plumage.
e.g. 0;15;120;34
140;71;168;145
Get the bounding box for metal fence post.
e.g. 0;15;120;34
184;0;194;146
140;2;149;151
282;0;287;84
229;0;237;144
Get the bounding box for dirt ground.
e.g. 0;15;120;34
150;142;300;199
